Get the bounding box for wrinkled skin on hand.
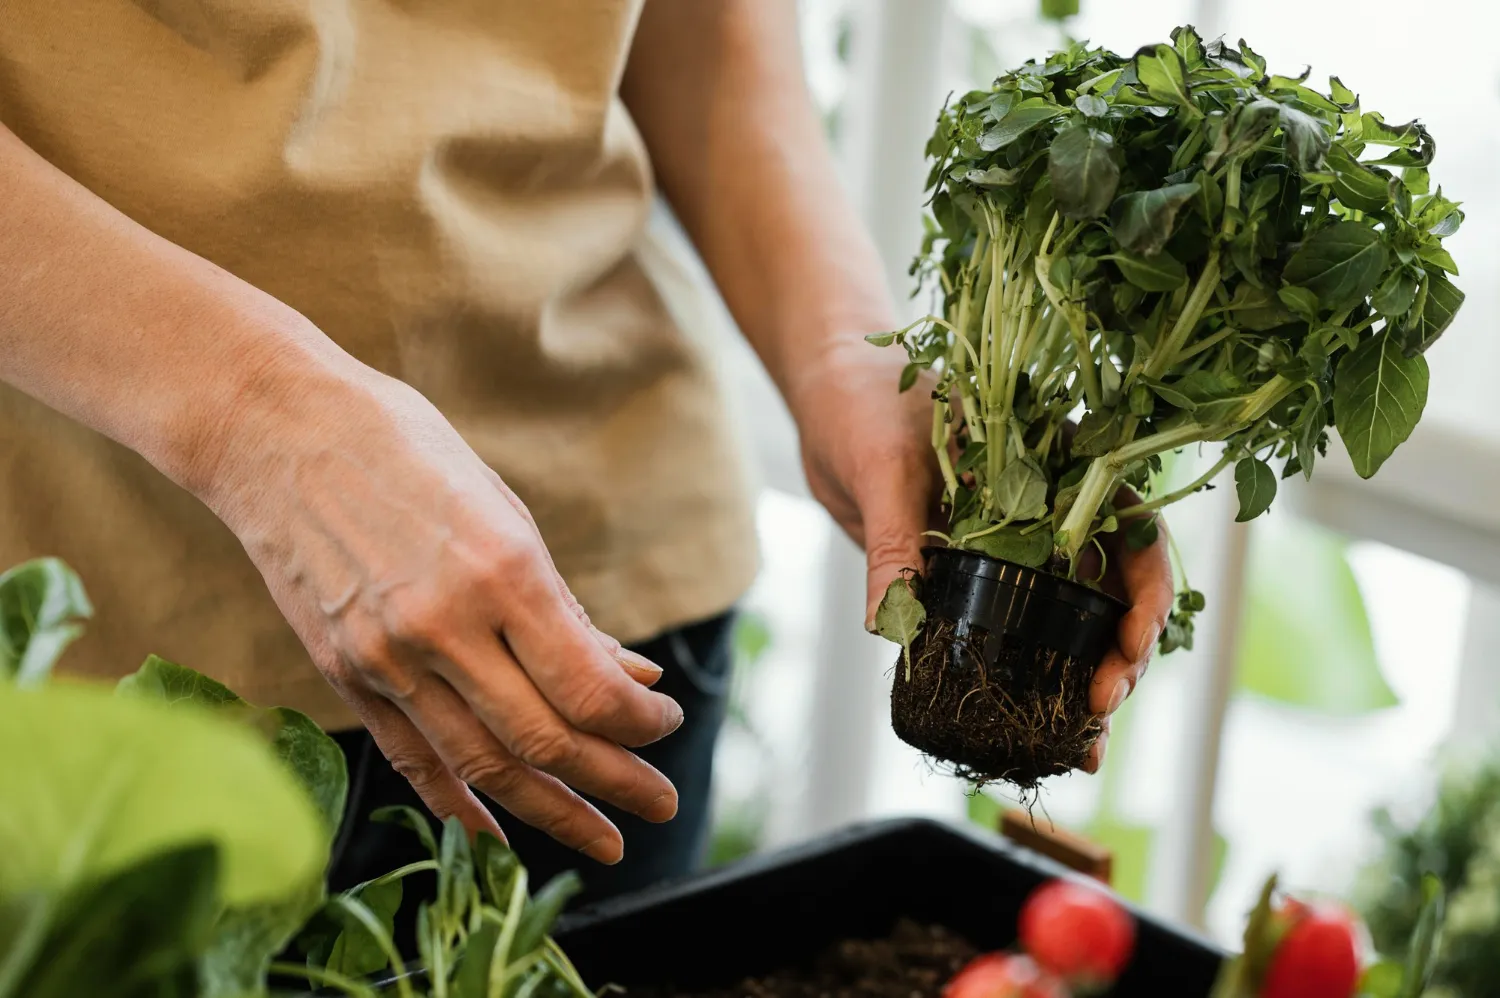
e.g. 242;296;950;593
789;339;1173;772
202;366;683;865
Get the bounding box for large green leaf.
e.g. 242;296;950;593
0;559;92;688
1334;328;1429;479
0;681;324;909
1283;221;1387;315
1111;183;1200;256
1235;516;1395;714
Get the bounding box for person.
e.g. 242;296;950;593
0;1;1172;904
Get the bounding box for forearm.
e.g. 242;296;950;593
621;0;897;406
0;124;359;500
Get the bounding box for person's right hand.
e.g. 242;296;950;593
194;347;683;865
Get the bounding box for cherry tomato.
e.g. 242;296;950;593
1261;901;1362;998
944;952;1070;998
1018;880;1136;987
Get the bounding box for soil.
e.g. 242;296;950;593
625;920;978;998
890;617;1100;789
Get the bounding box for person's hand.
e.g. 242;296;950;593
786;336;1174;772
195;350;683;865
1081;487;1174;772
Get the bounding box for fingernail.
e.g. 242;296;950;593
1135;623;1162;664
1106;677;1130;715
583;835;624;866
638;789;679;824
664;699;685;735
617;648;664;682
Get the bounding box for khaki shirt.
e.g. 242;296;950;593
0;0;757;728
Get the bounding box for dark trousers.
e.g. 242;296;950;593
324;611;735;938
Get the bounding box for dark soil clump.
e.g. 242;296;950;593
625;919;978;998
891;617;1101;789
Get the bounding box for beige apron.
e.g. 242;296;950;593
0;0;757;729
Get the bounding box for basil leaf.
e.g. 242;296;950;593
1105;249;1187;291
1111;182;1200;256
1233;457;1277;521
1049;125;1120;219
1333;329;1428;478
1283;221;1387;315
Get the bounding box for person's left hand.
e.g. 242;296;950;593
785;335;1174;772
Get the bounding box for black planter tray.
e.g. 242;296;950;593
550;816;1226;996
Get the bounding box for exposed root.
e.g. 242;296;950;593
890;617;1102;791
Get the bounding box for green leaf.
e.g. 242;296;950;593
864;330;898;347
1283;221;1387;315
1140;376;1198;410
200;878;326;998
1049;126;1119;219
1278;102;1331;173
437;815;475;928
1233;458;1277;522
1401;874;1444;998
1134;44;1194;111
1371;268;1419;320
0;681;324;908
960;165;1023;188
1073;94;1108;118
324;878;403;978
1276;285;1322;323
513;871;583;958
874;575;925;675
994;457;1049;521
1106;249;1187;291
962;526;1053;568
1111;182;1200;256
980;98;1063;152
372;805;440;861
0;558;92;688
453;916;501;998
1399;272;1464;356
1417;244;1459;276
1235;516;1394;714
1039;0;1079;20
1326;143;1390;213
1073;408;1120;456
13;843;220;998
899;363;920;392
1125;515;1159;552
474;832;520;908
1334;328;1428;478
119;655;349;837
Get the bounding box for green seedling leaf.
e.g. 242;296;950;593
1326;143;1390;213
1111;182;1200;256
1371;268;1419;320
874;575;925;678
1234;458;1277;521
1401;874;1445;998
1050;125;1119;219
1106;249;1187;291
1417;244;1459;276
200;878;327;998
1334;328;1428;479
372;805;440;861
995;457;1049;521
453;915;501;998
474;832;521;908
1276;285;1322;323
1073;408;1120;456
437;815;475;928
513;871;583;958
864;330;899;347
321;878;403;979
1125;516;1160;552
0;557;92;688
1283;221;1387;315
961;165;1024;188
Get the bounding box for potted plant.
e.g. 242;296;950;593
870;26;1464;786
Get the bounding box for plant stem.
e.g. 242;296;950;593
933;402;960;501
1172;323;1237;365
267;962;378;998
1113;451;1236;519
1146;251;1222;379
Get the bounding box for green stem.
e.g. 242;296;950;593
1113;451;1236;519
1172;324;1236;365
268;962;377;998
933;403;960;500
1146;251;1222;379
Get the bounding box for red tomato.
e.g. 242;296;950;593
1260;902;1362;998
1018;880;1137;987
944;952;1070;998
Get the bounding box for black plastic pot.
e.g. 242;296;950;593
918;546;1127;666
550;817;1225;995
890;547;1130;782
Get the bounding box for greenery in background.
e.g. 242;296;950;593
0;558;591;998
705;612;775;869
869;27;1464;659
1360;753;1500;997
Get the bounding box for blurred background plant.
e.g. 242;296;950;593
1358;750;1500;998
706;612;776;867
